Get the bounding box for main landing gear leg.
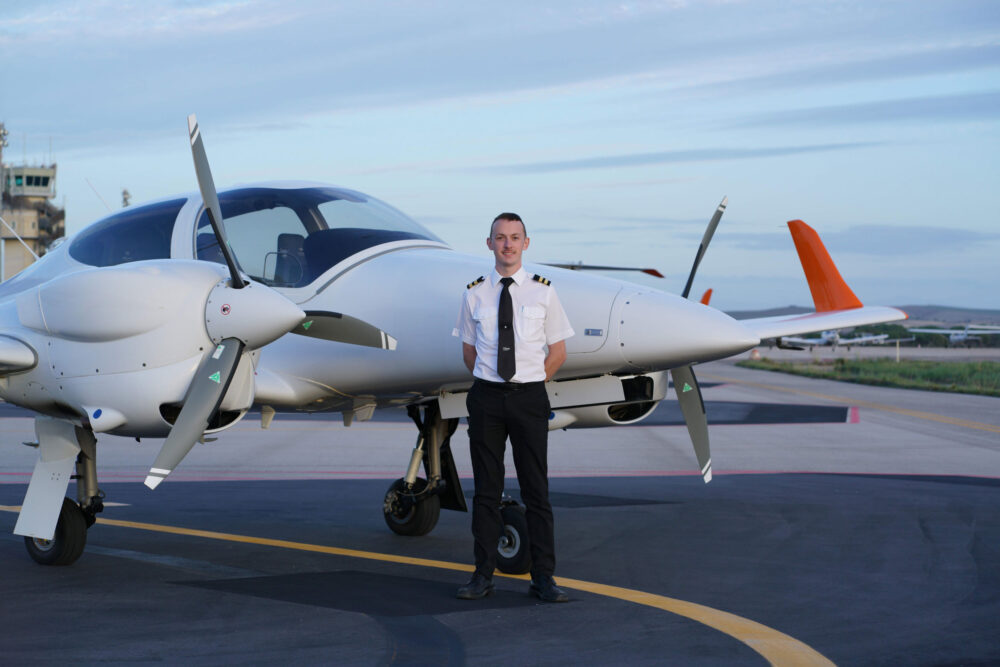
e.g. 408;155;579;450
380;402;532;574
383;402;465;536
20;421;104;566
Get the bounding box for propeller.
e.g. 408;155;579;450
145;339;243;489
188;114;245;289
673;196;727;483
670;365;711;482
294;310;398;350
145;115;396;489
681;197;727;299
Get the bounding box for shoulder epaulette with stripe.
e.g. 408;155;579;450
532;274;551;286
466;276;485;289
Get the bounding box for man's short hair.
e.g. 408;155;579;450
491;212;526;236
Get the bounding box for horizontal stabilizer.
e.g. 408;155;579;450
546;263;664;278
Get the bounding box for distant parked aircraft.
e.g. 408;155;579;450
775;329;889;351
907;325;1000;346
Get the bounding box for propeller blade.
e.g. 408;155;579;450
681;197;727;299
188;114;246;289
292;310;397;350
670;365;712;483
144;338;244;489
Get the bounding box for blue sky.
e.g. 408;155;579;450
2;0;998;310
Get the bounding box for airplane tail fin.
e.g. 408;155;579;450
788;220;863;312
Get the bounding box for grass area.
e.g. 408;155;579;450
736;357;1000;397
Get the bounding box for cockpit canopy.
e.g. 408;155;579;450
64;185;442;288
195;186;442;287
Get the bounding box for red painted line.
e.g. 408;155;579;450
848;406;860;423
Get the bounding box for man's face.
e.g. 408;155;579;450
487;218;529;274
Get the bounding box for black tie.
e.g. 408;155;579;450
497;277;515;381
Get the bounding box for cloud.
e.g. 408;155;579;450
470;142;884;174
685;43;1000;97
734;91;1000;128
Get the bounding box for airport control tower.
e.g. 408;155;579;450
0;122;65;280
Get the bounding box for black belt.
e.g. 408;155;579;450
474;379;544;391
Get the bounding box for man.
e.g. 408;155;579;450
452;212;575;603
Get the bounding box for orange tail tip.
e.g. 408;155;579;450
700;288;713;305
787;220;863;312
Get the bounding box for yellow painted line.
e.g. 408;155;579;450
0;504;832;666
703;372;1000;434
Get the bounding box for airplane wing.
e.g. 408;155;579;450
738;220;907;340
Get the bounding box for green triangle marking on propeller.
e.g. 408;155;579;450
682;382;693;392
208;371;221;384
302;320;314;330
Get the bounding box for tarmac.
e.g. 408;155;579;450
1;348;998;666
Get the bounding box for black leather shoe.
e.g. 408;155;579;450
456;573;494;600
529;574;569;603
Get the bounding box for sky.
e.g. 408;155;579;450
1;0;998;310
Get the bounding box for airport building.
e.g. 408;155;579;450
0;122;65;280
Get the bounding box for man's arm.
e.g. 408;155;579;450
463;342;477;374
543;340;567;381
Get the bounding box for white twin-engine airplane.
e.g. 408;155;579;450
0;116;906;568
777;329;890;350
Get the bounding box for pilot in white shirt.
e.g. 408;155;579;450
452;212;574;603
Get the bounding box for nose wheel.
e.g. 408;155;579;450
497;501;531;574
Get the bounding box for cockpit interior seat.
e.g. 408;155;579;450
274;233;306;286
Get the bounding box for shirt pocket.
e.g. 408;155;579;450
516;305;546;340
473;309;498;344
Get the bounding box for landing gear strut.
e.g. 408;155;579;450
382;401;532;574
383;402;464;536
23;426;104;566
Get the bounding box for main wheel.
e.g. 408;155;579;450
383;477;440;536
24;497;88;566
496;503;531;574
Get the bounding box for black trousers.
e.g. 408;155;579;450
466;379;554;578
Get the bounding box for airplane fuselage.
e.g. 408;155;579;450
0;182;758;435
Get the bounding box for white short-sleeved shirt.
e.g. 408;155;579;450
453;266;575;383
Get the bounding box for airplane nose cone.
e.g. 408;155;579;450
616;290;759;371
205;280;306;349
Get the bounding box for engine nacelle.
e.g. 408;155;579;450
547;370;668;429
548;399;659;430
